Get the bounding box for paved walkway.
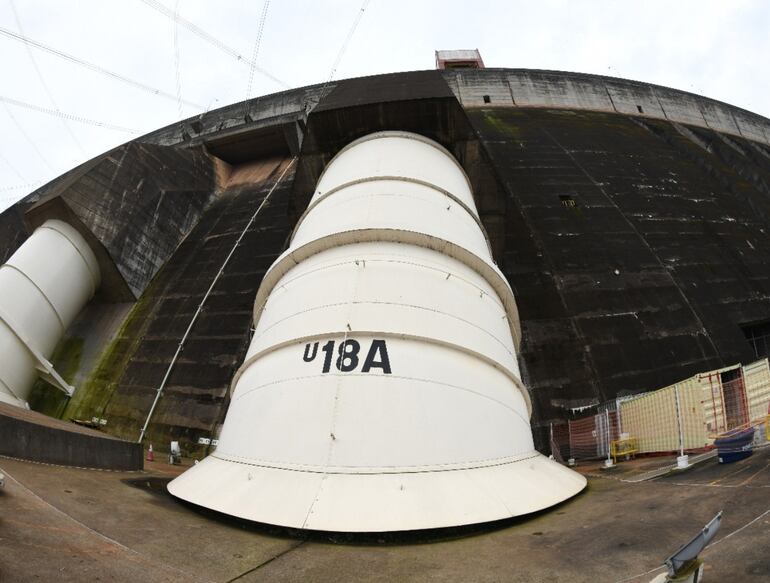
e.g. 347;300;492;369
1;450;768;582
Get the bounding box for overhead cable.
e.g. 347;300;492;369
246;0;271;100
137;157;298;444
310;0;372;110
172;0;183;119
0;194;25;209
0;182;44;210
137;0;290;89
10;0;86;155
327;0;372;83
0;149;28;183
0;26;204;110
0;102;55;172
0;180;43;193
0;95;140;134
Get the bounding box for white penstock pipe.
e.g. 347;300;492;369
0;219;100;408
169;132;586;532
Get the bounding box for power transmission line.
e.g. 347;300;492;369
246;0;271;100
0;27;204;110
0;101;55;172
327;0;372;83
0;180;43;193
0;149;28;183
172;0;183;119
0;95;140;134
311;0;373;108
10;0;86;156
0;193;25;207
137;0;290;89
0;180;44;211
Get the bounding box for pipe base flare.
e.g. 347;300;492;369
169;453;586;532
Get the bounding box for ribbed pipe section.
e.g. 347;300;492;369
169;131;585;532
0;219;100;408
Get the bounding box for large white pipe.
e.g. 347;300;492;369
0;219;100;408
169;132;586;532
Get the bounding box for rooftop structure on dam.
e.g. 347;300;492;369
1;66;770;458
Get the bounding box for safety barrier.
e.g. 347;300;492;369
553;358;770;461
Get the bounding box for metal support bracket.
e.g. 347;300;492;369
0;307;75;398
34;361;76;397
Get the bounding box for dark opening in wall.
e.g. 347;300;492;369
559;194;577;208
636;105;644;114
445;61;478;69
742;320;770;359
483;95;491;104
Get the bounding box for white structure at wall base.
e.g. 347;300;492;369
0;219;100;408
169;131;586;532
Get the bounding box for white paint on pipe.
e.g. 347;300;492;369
0;220;100;408
169;131;586;532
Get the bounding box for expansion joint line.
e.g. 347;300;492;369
137;157;297;443
301;263;359;529
224;541;305;582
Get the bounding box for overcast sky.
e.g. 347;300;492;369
0;0;768;212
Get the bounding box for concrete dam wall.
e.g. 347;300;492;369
1;68;769;454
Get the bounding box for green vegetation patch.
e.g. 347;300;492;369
477;109;522;139
62;295;154;425
27;337;84;417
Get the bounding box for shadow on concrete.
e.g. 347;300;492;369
123;475;589;546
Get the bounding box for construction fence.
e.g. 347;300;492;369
550;358;770;462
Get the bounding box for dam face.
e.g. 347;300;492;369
1;68;770;462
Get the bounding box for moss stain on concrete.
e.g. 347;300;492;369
478;109;522;140
27;337;84;418
61;294;154;425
